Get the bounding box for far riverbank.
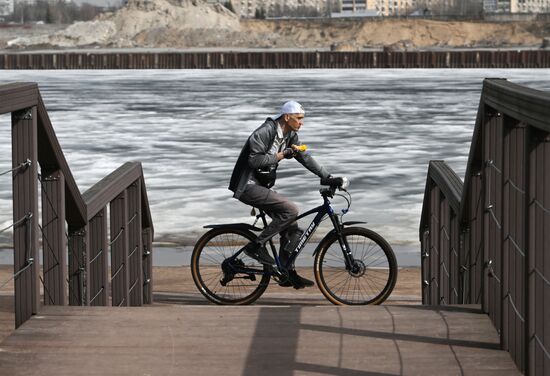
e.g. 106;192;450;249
2;49;549;69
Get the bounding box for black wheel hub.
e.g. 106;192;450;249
349;260;366;278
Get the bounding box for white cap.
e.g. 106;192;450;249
273;100;305;119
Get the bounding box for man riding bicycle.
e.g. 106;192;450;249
228;100;331;289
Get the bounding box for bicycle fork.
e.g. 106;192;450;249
329;214;357;271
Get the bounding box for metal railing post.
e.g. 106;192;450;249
127;180;143;306
68;225;89;306
142;228;153;304
88;209;108;306
40;169;67;305
11;106;40;328
110;190;129;307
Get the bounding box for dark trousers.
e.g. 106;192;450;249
238;184;301;253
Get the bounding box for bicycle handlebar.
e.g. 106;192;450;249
320;176;349;188
319;176;350;198
320;176;343;186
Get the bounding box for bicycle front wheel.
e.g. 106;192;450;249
314;227;397;305
191;227;270;305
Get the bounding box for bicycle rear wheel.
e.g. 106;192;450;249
314;227;397;305
191;227;270;305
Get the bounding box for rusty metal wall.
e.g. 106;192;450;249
2;50;550;69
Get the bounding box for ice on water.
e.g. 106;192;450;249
1;69;549;255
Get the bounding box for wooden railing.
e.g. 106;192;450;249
419;160;463;305
419;79;549;375
1;82;154;327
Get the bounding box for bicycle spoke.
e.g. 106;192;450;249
324;271;351;286
193;229;270;304
203;272;222;289
317;229;396;305
201;252;223;265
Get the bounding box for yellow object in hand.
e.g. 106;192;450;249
296;144;308;152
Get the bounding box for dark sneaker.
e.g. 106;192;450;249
278;270;314;289
278;278;294;288
294;271;314;288
242;242;275;265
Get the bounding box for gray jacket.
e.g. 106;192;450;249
229;118;330;199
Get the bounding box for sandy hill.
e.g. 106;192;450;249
5;0;548;50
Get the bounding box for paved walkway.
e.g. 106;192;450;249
0;304;519;376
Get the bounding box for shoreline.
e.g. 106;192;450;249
0;264;422;299
0;243;422;267
2;49;549;69
3;46;547;53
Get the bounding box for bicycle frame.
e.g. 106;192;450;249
230;191;356;275
195;177;398;305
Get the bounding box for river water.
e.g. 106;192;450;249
0;69;549;266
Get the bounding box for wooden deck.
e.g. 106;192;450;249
0;303;520;376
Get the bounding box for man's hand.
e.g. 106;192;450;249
282;148;295;159
277;145;307;161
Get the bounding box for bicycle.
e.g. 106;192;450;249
191;177;398;305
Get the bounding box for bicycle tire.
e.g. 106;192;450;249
191;227;271;305
314;227;398;305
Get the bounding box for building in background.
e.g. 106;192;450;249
15;0;36;5
483;0;497;12
209;0;550;17
484;0;511;11
374;0;416;15
228;0;328;18
338;0;379;16
510;0;550;12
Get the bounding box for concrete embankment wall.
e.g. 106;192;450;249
2;50;550;69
